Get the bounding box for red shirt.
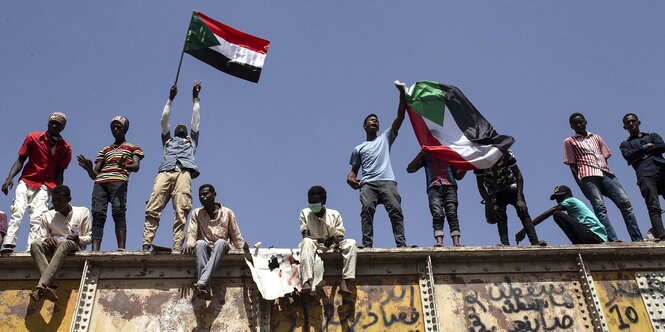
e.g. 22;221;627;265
18;132;72;190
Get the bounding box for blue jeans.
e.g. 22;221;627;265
427;185;460;238
579;174;643;242
195;239;230;291
359;181;406;248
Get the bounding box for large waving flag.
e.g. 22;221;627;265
405;81;514;170
184;11;270;83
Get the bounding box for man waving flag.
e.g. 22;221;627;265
183;11;270;83
405;81;514;170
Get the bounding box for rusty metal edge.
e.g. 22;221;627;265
635;271;665;331
577;253;610;332
70;260;99;332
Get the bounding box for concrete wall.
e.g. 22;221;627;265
1;243;664;331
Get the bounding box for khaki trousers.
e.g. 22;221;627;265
299;237;357;281
143;170;192;250
30;239;79;287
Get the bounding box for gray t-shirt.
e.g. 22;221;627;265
350;129;397;183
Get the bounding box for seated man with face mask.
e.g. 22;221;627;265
298;186;357;295
143;82;202;253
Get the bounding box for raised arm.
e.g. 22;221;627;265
161;85;177;137
406;151;425;173
191;82;201;134
391;80;407;135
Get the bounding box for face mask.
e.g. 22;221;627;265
308;202;323;213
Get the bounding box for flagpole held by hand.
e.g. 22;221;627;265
174;11;196;86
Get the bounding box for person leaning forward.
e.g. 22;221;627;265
516;185;608;245
143;82;201;253
183;184;246;300
1;112;72;254
29;185;91;302
299;186;357;295
77;116;143;251
347;80;408;248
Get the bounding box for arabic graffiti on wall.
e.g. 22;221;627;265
435;273;593;331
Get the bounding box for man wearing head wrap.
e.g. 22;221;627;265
77;116;144;251
1;112;72;253
143;82;201;253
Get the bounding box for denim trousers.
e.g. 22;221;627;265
359;181;406;248
637;174;665;239
427;185;460;238
579;174;643;241
195;239;230;292
91;181;128;240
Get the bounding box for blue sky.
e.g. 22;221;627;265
2;1;665;250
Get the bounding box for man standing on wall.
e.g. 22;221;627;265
1;112;72;253
564;112;642;242
78;116;143;251
347;81;407;248
620;113;665;241
143;82;202;253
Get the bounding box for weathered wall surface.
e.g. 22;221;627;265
1;243;665;331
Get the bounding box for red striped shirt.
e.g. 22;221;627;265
564;132;612;180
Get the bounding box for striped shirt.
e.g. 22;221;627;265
564;132;612;180
94;142;144;183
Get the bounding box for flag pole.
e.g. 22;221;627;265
174;11;195;86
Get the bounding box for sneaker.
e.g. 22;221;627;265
433;243;443;248
30;288;43;301
496;243;508;247
532;240;548;247
0;245;15;254
194;283;212;300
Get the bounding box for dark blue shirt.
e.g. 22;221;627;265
619;132;665;178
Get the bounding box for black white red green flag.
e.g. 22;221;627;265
405;81;514;170
184;11;270;83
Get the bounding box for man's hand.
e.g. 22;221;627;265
183;246;195;254
117;155;128;170
484;203;500;223
193;81;201;99
394;80;406;94
515;230;526;244
516;199;528;216
347;177;361;190
323;236;335;248
44;237;58;248
77;155;93;171
66;233;80;244
334;235;344;244
2;179;13;195
169;85;178;101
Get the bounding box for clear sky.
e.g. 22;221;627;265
2;1;665;251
